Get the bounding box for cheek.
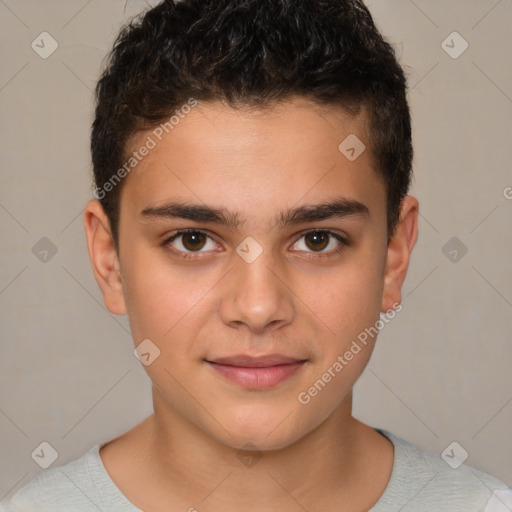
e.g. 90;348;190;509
120;248;218;344
300;254;385;341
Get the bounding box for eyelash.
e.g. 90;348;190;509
162;228;349;260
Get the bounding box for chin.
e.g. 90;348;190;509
210;409;311;453
224;430;304;453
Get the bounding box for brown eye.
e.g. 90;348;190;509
291;229;347;256
165;230;218;255
181;231;207;251
304;231;330;251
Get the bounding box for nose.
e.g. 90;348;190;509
218;244;295;335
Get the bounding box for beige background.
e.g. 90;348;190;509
1;0;511;501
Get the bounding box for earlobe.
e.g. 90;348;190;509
381;196;419;313
83;199;127;316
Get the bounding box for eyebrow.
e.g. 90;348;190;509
139;197;369;231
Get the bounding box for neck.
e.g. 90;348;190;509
139;386;392;511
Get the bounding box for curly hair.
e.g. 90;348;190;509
91;0;412;251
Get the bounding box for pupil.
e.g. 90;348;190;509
307;232;328;251
184;232;205;251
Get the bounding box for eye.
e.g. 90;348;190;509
164;229;219;256
291;229;347;256
163;228;348;260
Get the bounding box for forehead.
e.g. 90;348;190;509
119;98;384;224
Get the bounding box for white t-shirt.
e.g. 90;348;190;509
1;429;511;511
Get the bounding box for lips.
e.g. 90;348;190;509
208;354;305;368
205;354;307;390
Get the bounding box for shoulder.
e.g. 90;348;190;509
0;444;115;512
372;429;512;512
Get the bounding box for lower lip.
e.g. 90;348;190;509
206;361;306;390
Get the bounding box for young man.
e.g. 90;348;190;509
2;0;511;510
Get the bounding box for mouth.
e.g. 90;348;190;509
205;354;307;390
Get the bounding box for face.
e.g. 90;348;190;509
84;98;417;451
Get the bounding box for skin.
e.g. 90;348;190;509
84;97;418;511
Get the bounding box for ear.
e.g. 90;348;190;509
83;199;127;315
381;195;419;313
